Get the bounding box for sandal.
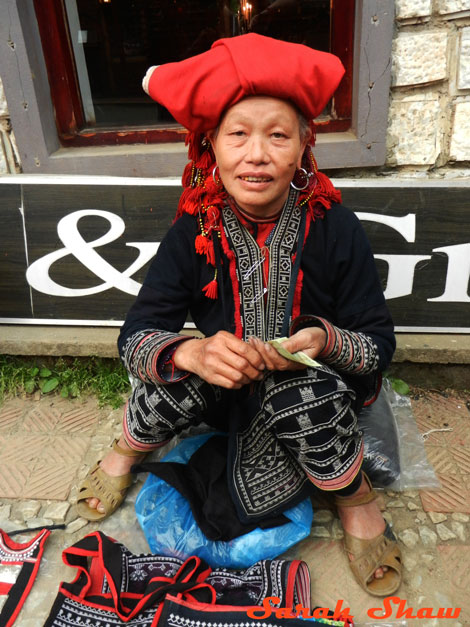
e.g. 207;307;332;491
335;473;402;597
76;439;146;521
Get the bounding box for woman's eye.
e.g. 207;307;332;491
272;132;287;139
231;130;246;137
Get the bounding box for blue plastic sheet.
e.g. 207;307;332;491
135;433;313;568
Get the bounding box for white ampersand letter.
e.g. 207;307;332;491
26;210;159;296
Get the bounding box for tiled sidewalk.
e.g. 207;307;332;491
0;390;469;626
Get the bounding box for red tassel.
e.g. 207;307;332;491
195;234;209;255
202;271;218;299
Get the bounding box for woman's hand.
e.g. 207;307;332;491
173;331;265;389
248;327;327;372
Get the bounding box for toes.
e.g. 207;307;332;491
86;497;106;514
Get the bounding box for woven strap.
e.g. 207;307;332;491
112;439;146;457
334;473;378;507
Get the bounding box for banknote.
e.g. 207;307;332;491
268;337;321;368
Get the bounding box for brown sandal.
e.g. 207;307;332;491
76;439;146;521
335;473;402;597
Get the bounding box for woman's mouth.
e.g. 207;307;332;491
239;176;272;183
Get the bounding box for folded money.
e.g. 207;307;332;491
268;337;321;368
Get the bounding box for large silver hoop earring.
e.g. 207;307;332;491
290;167;311;191
212;165;221;186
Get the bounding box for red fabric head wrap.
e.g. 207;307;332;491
143;33;345;132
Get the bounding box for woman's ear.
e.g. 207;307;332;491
206;129;217;155
297;130;312;168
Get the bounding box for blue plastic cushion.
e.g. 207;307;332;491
135;433;313;568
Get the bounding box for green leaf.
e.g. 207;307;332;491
60;385;69;398
25;379;36;394
392;378;410;396
42;377;59;393
39;367;52;378
30;367;39;377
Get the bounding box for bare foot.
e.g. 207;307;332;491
86;437;147;514
336;475;389;581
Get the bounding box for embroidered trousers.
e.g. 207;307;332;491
123;365;364;498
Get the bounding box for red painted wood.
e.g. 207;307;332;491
34;0;85;134
330;0;355;120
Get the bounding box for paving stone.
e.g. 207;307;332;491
436;523;457;540
26;517;53;528
392;31;447;86
419;526;438;546
313;509;334;523
403;490;420;498
387;499;406;508
421;554;435;566
331;519;344;539
311;526;331;538
0;519;26;534
0;504;11;518
429;512;448;523
452;512;470;522
451;521;466;541
12;500;41;521
403;554;418;570
65;517;89;534
416;512;428;522
407;502;419;511
398;528;420;548
420;474;470;513
43;501;70;522
0;404;23;432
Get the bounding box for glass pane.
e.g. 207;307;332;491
66;0;331;130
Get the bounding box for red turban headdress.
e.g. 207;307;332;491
143;33;345;133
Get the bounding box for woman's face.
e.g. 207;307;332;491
209;97;309;217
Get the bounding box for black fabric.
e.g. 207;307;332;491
133;434;289;541
44;531;311;627
118;203;396;404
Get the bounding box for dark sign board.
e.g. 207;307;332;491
1;177;469;332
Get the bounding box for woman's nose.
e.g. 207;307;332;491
245;135;269;163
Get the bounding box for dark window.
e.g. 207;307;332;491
34;0;355;147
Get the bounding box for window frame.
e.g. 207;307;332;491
34;0;355;147
0;0;394;175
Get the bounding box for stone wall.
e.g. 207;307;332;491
0;77;20;174
385;0;470;177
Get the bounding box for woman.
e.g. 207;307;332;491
77;33;401;597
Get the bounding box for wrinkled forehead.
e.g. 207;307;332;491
213;95;304;134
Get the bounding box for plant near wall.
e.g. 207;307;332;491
0;356;131;408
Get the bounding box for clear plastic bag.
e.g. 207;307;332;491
359;380;439;491
135;432;313;568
